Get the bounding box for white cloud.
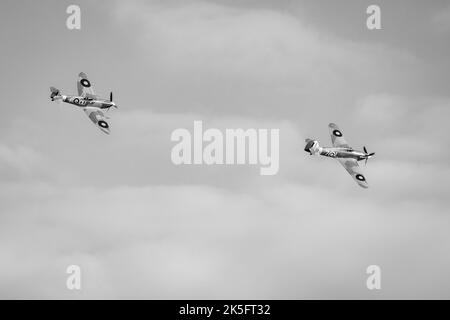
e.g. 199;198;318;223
1;181;450;299
0;144;50;181
1;0;450;299
113;0;421;118
432;5;450;31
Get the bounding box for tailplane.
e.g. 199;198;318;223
50;87;62;101
304;139;321;155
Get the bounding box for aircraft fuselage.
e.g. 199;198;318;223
318;147;367;162
60;95;115;109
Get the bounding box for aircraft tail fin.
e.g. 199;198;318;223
304;139;320;155
50;87;61;101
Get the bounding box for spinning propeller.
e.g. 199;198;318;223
108;91;118;110
363;146;375;165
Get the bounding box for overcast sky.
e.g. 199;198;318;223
0;0;450;299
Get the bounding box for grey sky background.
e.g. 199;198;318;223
0;0;449;299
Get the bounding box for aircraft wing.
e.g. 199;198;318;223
337;158;368;188
329;123;350;148
77;72;97;99
83;107;110;134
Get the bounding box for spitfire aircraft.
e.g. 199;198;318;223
304;123;375;188
50;72;118;134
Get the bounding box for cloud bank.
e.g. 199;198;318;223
0;0;449;299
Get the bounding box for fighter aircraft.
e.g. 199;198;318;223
304;123;375;188
50;72;118;134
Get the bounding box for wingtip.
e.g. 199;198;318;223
358;182;369;189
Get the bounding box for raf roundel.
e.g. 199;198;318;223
80;79;91;88
98;121;109;129
355;174;366;182
333;130;343;137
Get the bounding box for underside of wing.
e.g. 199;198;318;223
329;123;350;148
77;72;97;98
83;107;110;134
337;158;368;188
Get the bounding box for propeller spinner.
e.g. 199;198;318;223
109;91;118;109
363;146;375;165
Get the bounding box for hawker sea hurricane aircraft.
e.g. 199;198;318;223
50;72;118;134
304;123;375;188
